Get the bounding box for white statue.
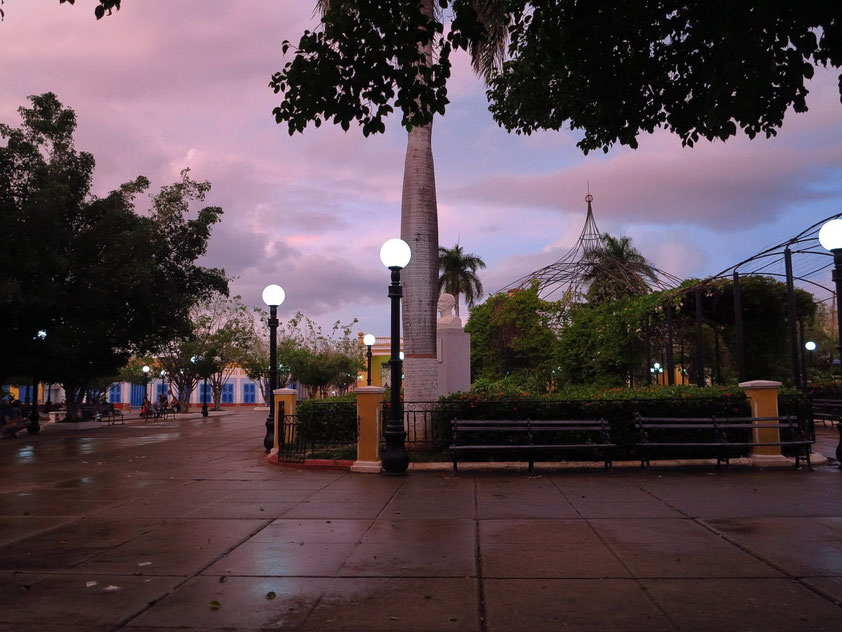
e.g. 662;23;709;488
437;293;462;329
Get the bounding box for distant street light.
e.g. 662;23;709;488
819;219;842;374
142;365;150;402
380;238;411;475
363;333;376;386
262;284;286;452
804;341;817;352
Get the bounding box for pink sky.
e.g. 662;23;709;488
2;0;842;335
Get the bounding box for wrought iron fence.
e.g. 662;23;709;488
381;401;446;449
277;401;358;464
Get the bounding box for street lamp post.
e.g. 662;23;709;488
363;333;376;386
262;284;286;452
818;219;842;466
380;238;411;475
819;220;842;374
27;329;48;435
201;372;209;417
142;364;150;401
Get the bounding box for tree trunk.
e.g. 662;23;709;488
401;121;439;432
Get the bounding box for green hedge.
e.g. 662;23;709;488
434;385;760;461
295;396;357;444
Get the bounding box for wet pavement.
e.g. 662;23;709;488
0;410;840;631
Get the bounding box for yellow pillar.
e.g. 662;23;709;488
739;380;781;456
351;386;385;473
273;388;297;453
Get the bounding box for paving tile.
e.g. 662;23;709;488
483;578;674;632
591;518;782;578
205;541;358;576
643;578;842;631
126;575;478;631
0;541;108;571
480;520;629;578
283;501;387;520
340;519;475;577
0;515;77;547
569;500;683;518
0;573;182;628
249;519;373;543
801;576;842;604
705;517;842;576
0;572;47;602
476;480;579;519
184;501;295;519
303;577;479;631
74;518;267;576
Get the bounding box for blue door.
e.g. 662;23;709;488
221;383;234;404
108;384;121;403
200;383;211;404
130;384;145;407
243;382;256;404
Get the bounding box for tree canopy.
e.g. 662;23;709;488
43;1;842;152
0;93;227;397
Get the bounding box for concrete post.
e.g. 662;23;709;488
352;386;385;473
739;380;781;456
273;388;297;454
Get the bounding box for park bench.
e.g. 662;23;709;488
635;415;812;469
450;418;615;473
82;404;124;425
141;405;174;422
811;398;842;428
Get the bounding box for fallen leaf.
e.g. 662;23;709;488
85;581;98;588
208;600;221;610
138;562;152;567
103;585;120;592
218;576;227;583
266;591;277;600
389;616;401;621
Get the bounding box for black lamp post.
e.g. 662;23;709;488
142;364;150;403
27;329;48;435
262;284;286;452
818;219;842;465
201;372;209;417
363;333;375;386
380;238;411;475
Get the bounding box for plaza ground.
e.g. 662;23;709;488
0;409;840;631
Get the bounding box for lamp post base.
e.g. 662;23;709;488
264;415;275;453
381;429;409;475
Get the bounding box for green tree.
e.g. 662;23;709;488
583;234;658;304
465;283;561;385
278;312;362;398
0;94;227;418
487;2;842;153
438;243;486;318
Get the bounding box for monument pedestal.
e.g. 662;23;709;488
437;328;471;396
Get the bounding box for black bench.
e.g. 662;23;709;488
635;415;812;469
450;418;615;473
82;404;124;425
811;398;842;428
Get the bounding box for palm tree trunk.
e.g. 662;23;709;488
399;0;439;433
401;120;439;418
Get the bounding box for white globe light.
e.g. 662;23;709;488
142;365;150;373
363;333;376;346
805;341;817;351
819;219;842;251
380;238;411;269
399;351;405;360
262;284;286;307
